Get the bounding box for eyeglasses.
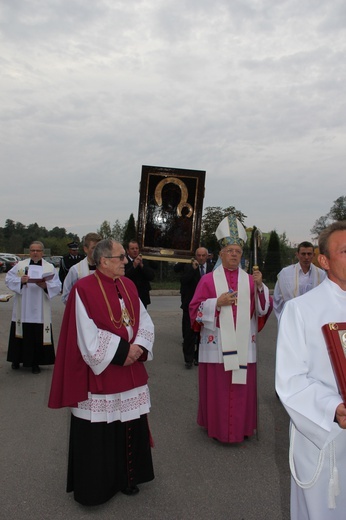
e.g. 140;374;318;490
104;254;126;261
30;249;43;253
223;249;242;255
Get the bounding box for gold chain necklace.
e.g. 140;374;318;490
95;272;136;329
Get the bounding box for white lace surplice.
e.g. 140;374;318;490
71;289;154;423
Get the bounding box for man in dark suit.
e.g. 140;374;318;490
174;247;213;369
59;241;85;288
124;240;156;308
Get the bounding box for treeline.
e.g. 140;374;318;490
0;219;81;255
1;209;297;283
0;215;137;256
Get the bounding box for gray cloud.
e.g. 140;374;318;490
1;0;345;244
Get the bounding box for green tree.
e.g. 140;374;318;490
0;227;4;251
201;206;247;257
44;237;65;255
279;232;295;266
49;226;67;239
329;196;346;221
4;219;16;239
25;222;49;246
97;220;112;239
310;196;346;239
8;234;23;253
248;226;264;272
263;230;282;282
123;213;137;246
310;215;330;240
112;219;125;242
0;219;81;254
15;221;26;234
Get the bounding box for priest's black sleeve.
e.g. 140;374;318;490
110;338;130;366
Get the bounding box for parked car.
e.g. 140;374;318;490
0;255;18;272
43;256;62;268
50;255;62;268
0;259;5;273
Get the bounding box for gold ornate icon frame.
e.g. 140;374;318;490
137;165;206;262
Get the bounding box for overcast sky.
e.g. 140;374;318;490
1;0;345;246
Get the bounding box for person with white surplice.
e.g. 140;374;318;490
49;239;155;506
6;240;61;374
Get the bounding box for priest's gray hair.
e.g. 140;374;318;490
93;238;121;266
30;240;44;250
319;221;346;257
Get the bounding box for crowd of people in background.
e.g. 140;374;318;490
3;218;346;519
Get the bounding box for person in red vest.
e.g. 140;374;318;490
49;238;155;505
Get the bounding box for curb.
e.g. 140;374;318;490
150;290;180;296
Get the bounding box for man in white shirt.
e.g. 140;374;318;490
62;232;101;304
273;241;326;319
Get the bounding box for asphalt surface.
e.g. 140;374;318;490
0;273;290;520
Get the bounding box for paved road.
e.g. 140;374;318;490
0;273;290;520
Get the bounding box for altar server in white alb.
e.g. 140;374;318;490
276;221;346;520
61;232;101;304
273;241;326;319
6;241;61;374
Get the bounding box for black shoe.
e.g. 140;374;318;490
11;362;20;370
32;365;41;374
193;359;199;366
185;362;193;369
121;486;139;496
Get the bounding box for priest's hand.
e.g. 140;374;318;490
21;275;29;285
124;344;144;366
35;280;47;290
335;403;346;429
252;269;263;289
217;291;238;307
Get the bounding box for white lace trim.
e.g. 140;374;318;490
81;329;112;367
71;384;151;423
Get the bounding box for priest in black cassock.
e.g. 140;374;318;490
6;240;61;374
49;239;155;506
